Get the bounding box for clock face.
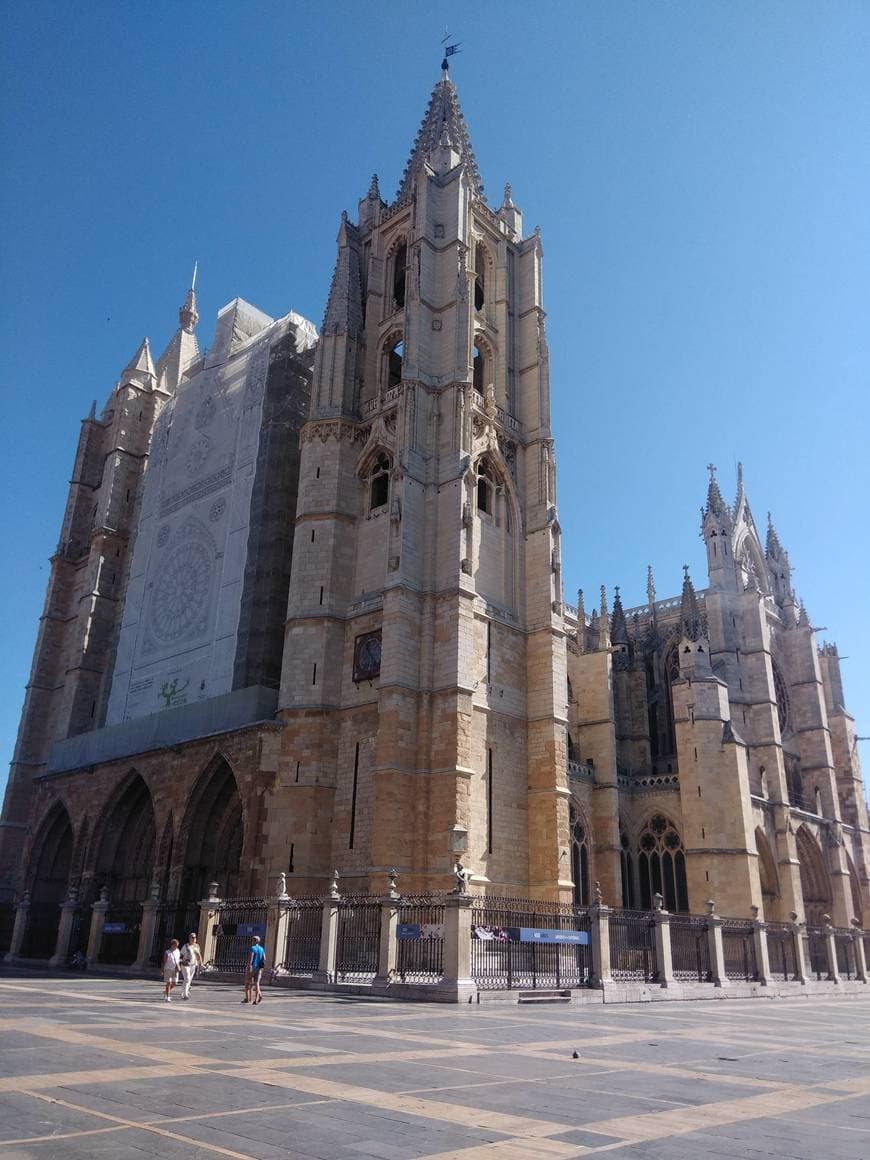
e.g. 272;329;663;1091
353;630;382;682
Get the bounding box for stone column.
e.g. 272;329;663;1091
790;913;810;985
197;882;222;969
589;896;611;987
850;921;868;983
133;883;161;973
49;888;80;968
315;871;340;983
652;894;674;988
373;871;400;995
822;915;840;983
751;905;771;986
436;894;476;1002
86;887;110;963
706;900;727;987
4;891;31;962
265;875;291;976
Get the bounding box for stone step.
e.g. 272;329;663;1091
517;989;572;1003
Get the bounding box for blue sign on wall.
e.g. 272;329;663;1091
518;927;589;945
237;922;267;939
103;922;127;934
397;923;421;940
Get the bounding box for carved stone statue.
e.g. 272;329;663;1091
453;859;473;894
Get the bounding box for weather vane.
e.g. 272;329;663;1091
441;28;461;71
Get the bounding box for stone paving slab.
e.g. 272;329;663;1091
0;969;867;1159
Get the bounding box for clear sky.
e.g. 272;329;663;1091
1;1;868;801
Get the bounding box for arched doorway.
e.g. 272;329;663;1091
179;758;244;907
795;825;832;925
93;773;156;963
755;827;780;920
23;804;73;958
569;803;591;906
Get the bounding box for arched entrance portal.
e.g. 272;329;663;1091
179;759;244;907
796;825;832;926
93;773;156;963
23;804;73;958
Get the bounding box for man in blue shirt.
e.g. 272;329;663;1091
244;935;266;1005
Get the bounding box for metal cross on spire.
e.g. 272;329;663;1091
441;28;461;72
706;462;717;481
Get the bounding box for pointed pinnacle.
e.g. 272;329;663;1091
599;584;608;618
646;564;656;606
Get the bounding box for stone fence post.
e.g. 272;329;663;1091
850;921;868;983
822;915;840;983
790;913;810;984
315;871;341;983
589;901;611;987
750;906;771;986
652;894;674;987
437;893;476;1002
198;882;222;968
265;876;291;976
706;900;727;987
4;890;30;962
373;871;400;995
86;887;110;963
49;888;80;968
133;883;161;972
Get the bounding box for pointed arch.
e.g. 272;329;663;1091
796;825;832;925
92;771;157;903
384;234;409;315
637;813;688;912
734;531;769;594
22;801;74;957
569;800;592;906
619;821;635;909
178;755;245;905
755;827;780;908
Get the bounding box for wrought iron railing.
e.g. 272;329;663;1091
833;930;856;980
805;926;828;980
212;899;268;973
150;903;200;966
721;918;757;981
99;903;143;965
396;896;445;983
21;903;61;959
282;898;323;976
608;910;658;982
470;897;591;990
335;898;380;981
669;914;711;981
765;922;799;981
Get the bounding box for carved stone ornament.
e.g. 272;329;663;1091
300;420;366;446
353;629;382;683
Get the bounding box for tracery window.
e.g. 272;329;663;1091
476;456;496;515
771;659;789;734
369;452;390;511
637;814;688;912
474;243;486;311
473;343;485;394
387;339;404;389
620;828;635;908
392;241;407;310
570;804;590;906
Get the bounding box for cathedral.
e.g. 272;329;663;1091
1;68;867;966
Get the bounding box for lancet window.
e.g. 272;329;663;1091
570;804;590;906
637;814;688;912
369;452;391;511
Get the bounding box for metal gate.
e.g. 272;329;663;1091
150;903;200;965
335;899;380;981
99;904;142;965
805;926;828;980
766;922;798;981
669;915;711;981
396;897;445;983
282;898;323;976
608;910;658;982
212;899;268;972
470;898;591;991
721;919;757;981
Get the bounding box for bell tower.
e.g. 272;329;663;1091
273;67;571;898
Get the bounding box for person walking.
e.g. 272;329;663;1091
162;939;181;1002
243;935;266;1005
179;931;203;1000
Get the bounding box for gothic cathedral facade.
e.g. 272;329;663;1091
1;72;867;955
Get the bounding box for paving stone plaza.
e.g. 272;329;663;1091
0;971;867;1159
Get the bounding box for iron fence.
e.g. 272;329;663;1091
98;903;142;964
669;914;711;982
608;910;658;982
721;918;757;981
766;922;799;981
336;898;380;981
20;903;61;959
396;897;445;983
65;907;87;962
833;930;855;980
282;898;323;976
471;897;592;990
805;926;828;980
0;902;16;955
212;899;268;973
150;903;201;966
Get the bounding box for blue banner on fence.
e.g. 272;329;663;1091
103;922;127;934
397;923;445;940
236;923;267;939
472;924;588;945
397;923;420;940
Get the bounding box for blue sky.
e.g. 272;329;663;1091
1;1;868;800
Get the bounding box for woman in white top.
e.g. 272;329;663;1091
162;939;181;1002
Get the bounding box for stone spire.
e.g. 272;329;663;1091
646;564;656;607
610;586;628;645
179;262;198;333
120;337;156;389
321;211;364;338
766;511;784;559
734;460;745;509
680;565;703;641
597;584;610;650
575;588;586;654
704;462;730;521
396;73;483;201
